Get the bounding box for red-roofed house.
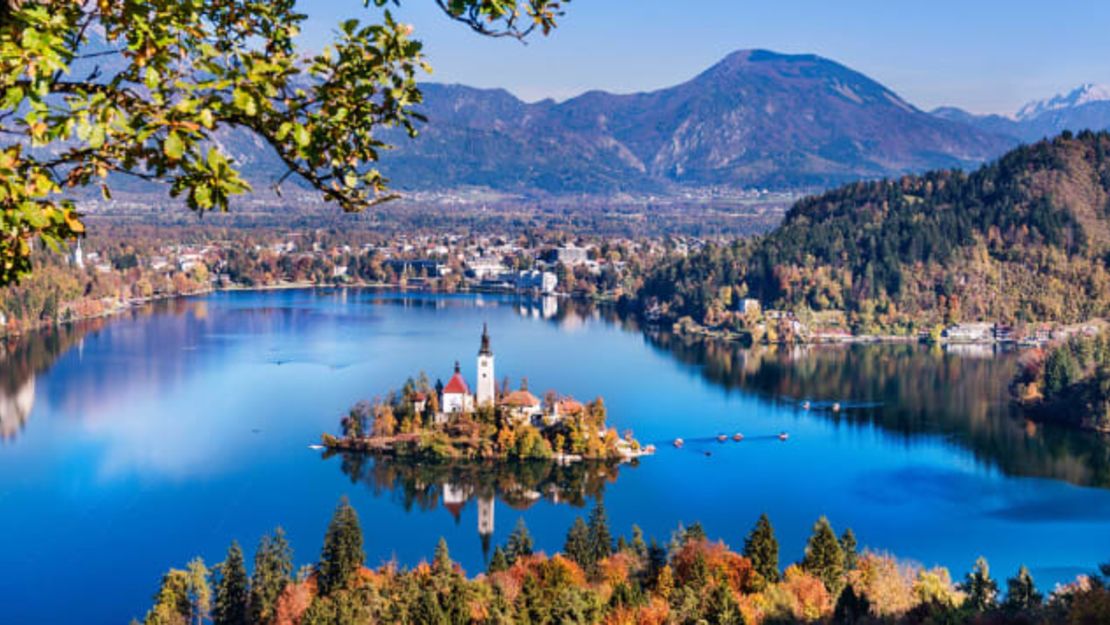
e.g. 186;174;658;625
442;361;473;414
501;388;542;423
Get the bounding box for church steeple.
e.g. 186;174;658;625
479;322;492;356
476;323;495;407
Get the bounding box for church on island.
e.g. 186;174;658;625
432;324;582;427
323;323;652;462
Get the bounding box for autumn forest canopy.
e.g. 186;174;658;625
640;131;1110;333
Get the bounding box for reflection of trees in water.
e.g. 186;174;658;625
645;331;1110;489
0;319;104;442
327;451;632;514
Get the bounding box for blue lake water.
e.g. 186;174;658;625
2;289;1109;624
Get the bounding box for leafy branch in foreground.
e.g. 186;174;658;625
0;0;569;286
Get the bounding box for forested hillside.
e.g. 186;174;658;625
640;131;1110;332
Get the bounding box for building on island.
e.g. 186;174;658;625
434;325;585;429
476;324;495;407
502;387;543;424
441;362;474;415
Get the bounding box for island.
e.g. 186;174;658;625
322;324;652;462
1012;328;1110;432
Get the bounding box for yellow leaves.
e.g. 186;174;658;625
163;131;184;160
0;146;20;170
63;209;84;234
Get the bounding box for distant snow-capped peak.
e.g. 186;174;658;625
1016;83;1110;120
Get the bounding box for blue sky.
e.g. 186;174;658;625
298;1;1110;115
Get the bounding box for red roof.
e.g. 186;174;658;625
443;372;470;395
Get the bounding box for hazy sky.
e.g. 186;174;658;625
298;1;1110;115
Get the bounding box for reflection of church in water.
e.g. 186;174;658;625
443;482;496;555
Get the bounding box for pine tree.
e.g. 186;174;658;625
683;522;707;544
564;517;591;568
1004;565;1042;612
433;537;453;577
961;556;999;612
317;497;365;596
646;540;668;588
801;516;846;594
250;528;293;625
840;528;859;571
587;501;613;565
630;525;649;561
488;547;509;574
506;518;534;564
705;582;743;625
743;513;780;583
833;584;871;625
214;541;250;625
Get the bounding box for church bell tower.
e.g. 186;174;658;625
476;323;495;407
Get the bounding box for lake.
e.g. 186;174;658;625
2;289;1109;624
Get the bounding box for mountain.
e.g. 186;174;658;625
1016;83;1110;120
640;131;1110;330
70;47;1017;199
372;50;1010;193
932;84;1110;144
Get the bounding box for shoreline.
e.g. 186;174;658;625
320;434;653;464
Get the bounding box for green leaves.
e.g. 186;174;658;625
164;132;185;160
0;0;569;286
232;88;257;116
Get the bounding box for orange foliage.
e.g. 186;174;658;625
850;552;917;617
271;578;315;625
539;554;588;588
597;551;634;588
781;565;833;621
671;539;758;595
602;596;669;625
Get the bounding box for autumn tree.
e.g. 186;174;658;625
214;541;250;625
317;497;365;596
0;0;570;285
743;513;780;584
144;569;191;625
185;558;212;625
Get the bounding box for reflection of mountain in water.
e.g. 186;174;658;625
645;331;1110;488
0;320;103;442
325;451;634;554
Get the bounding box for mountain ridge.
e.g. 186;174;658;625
367;49;1011;194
